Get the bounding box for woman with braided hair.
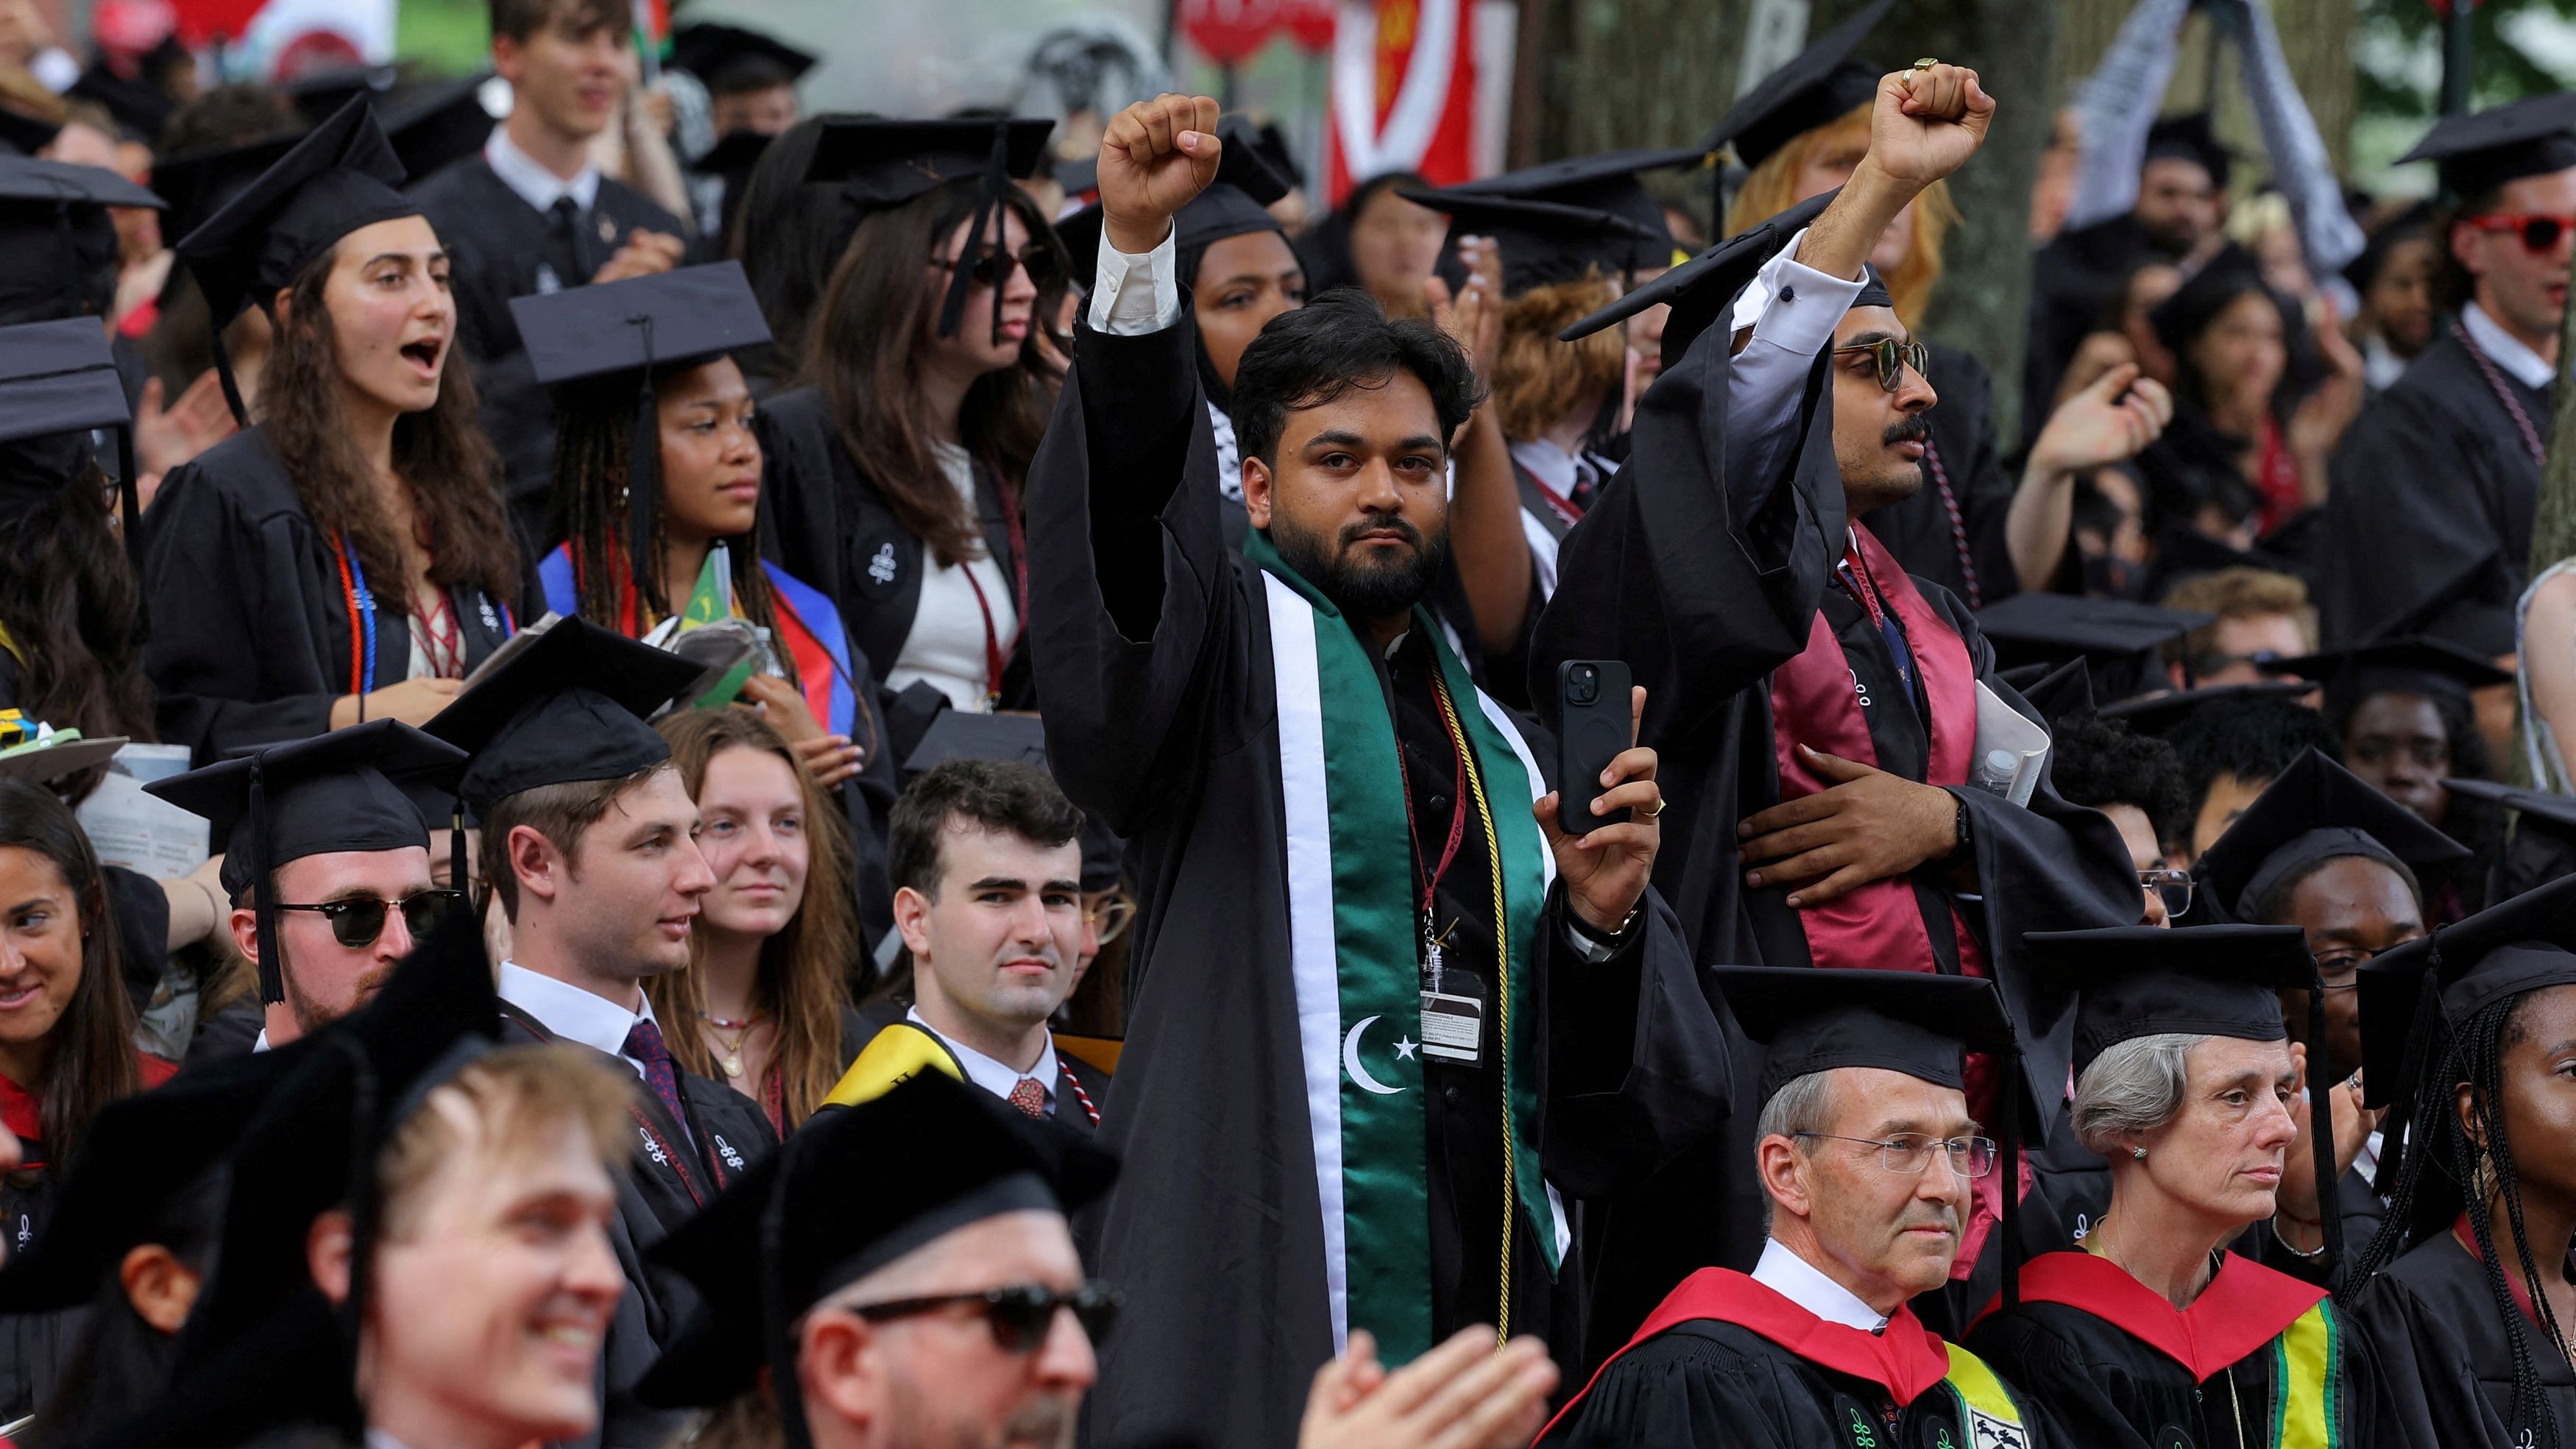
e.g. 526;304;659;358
2346;876;2576;1449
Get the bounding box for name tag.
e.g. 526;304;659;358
1419;991;1483;1066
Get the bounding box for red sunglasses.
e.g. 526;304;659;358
2465;213;2576;252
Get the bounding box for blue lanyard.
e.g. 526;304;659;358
341;532;377;693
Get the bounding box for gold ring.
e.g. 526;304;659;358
1638;798;1665;820
1913;57;1939;70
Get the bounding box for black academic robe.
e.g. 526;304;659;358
2349;1223;2576;1449
846;997;1114;1136
407;158;696;540
184;996;263;1071
497;1003;774;1449
1025;309;1730;1449
1868;343;2020;609
1538;1269;2057;1449
137;429;528;765
755;386;1034;763
1965;1249;2382;1449
2321;327;2544;654
1530;274;2140;1361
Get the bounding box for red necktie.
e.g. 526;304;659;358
1007;1076;1048;1119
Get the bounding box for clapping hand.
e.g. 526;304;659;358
1296;1328;1559;1449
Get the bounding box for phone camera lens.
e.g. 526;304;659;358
1570;665;1599;705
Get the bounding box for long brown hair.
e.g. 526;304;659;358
258;247;521;609
1727;102;1957;331
0;779;141;1170
0;463;156;804
547;368;799;693
643;707;857;1128
802;177;1067;568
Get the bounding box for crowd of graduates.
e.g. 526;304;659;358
0;0;2573;1445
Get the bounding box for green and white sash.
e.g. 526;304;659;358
1250;533;1564;1364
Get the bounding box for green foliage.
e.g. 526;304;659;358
394;0;492;75
2358;0;2576;118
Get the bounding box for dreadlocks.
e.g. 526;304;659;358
2361;987;2570;1448
545;374;802;695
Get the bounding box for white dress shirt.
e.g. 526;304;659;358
498;960;657;1083
1753;1237;1892;1333
483;123;601;214
2463;300;2555;391
1724;227;1870;495
1089;223;1183;336
908;1005;1061;1113
1508;437;1616;601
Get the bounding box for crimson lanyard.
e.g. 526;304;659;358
961;565;1008;709
1395;663;1473;972
958;469;1030;709
1526;470;1584;528
2454;319;2548;467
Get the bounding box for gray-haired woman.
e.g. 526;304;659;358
1965;925;2384;1449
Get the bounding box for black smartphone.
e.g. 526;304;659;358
1555;659;1634;835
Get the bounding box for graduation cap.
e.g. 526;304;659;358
638;1071;1117;1449
1702;0;1895;172
2398;91;2576;201
175;96;418;425
670;22;817;95
805;116;1056;341
1447;147;1699;255
2193;748;2468;924
378;75;499;182
2032;921;2346;1271
1559;185;1836;365
2444;778;2576;900
423;616;703;817
1248;120;1303;189
0;105;62;157
902;709;1047;773
150;133;302;249
1974;592;2213;704
2274;633;2513;723
2095;679;2315;739
1398;186;1667;297
144;719;466;1005
0;155;162;326
2145;112;2233;190
0;316;139;553
280;63;395;128
2006;656;2097;730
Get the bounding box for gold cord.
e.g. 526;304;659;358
1429;667;1515;1345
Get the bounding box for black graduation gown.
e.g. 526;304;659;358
846;996;1114;1136
407;158;697;541
137;429;527;766
2321;327;2545;654
183;996;263;1071
1964;1250;2382;1449
1529;279;2141;1361
755;386;1035;762
497;1003;775;1449
2348;1225;2576;1449
1867;343;2020;609
1025;309;1731;1449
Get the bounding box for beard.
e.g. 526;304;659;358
1839;414;1931;517
885;1371;1080;1449
1270;511;1451;621
281;951;394;1037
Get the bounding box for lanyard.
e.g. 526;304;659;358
961;563;1008;709
332;531;377;695
1395;659;1474;983
2454;318;2548;467
1526;470;1584;528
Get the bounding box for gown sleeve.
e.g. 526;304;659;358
1022;305;1248;838
2321;382;2521;653
1542;1333;1798;1449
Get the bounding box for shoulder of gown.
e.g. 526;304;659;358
152;428;303;526
1544;1320;1800;1449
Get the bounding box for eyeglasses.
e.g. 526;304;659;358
2139;868;2194;920
932;240;1064;293
1084;890;1136;946
2313;940;2413;991
2466;213;2576;252
1794;1131;1998;1179
846;1280;1120;1351
1830;337;1931;392
273;889;467;949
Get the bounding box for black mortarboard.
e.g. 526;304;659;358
1248;121;1303;188
2195;748;2466;924
2444;778;2576;899
639;1071;1117;1449
805;116;1055;341
0;317;137;545
901;709;1047;773
2398;92;2576;201
1702;0;1894;171
2358;875;2576;1110
425;617;702;816
280;64;394;128
700;126;772;188
2096;680;2315;738
0;106;61;157
1714;965;2016;1101
1975;593;2212;704
2276;633;2513;723
1447;147;1697;253
1055;125;1292;286
379;76;499;182
176;96;417;424
2005;656;2098;729
670;23;817;95
0;155;162;326
1399;185;1666;295
2145;112;2233;189
145;719;464;1004
513;261;771;587
150;133;301;249
1560;185;1837;363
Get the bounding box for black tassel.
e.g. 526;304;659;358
113;423;145;644
2307;980;2344;1280
765;1126;816;1449
209;322;250;429
936;120;1011;342
625;313;660;615
2000;1047;2023;1311
250;759;284;1005
2374;948;2448;1197
335;1036;381;1432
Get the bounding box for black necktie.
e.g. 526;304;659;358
551;195;596;282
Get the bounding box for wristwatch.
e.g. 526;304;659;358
1940;790;1975;871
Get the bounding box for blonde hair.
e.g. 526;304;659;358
2159;566;2318;666
377;1044;634;1240
1493;273;1625;442
1725;102;1958;330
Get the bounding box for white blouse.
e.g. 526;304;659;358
887;442;1019;712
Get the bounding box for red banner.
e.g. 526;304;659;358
1175;0;1336;67
1325;0;1477;201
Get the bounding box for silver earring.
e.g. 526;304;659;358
2130;1147;2148;1161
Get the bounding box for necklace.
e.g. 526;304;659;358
699;1011;760;1079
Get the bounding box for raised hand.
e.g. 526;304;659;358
1098;93;1224;256
1423;235;1502;384
2028;362;2175;478
1862;63;1995;192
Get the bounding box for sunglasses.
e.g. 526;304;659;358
933;241;1064;293
274;889;468;949
849;1280;1120;1352
2466;213;2576;252
1831;337;1931;393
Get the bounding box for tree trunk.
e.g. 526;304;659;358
1535;0;1747;160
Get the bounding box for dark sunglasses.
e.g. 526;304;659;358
934;241;1063;293
1831;337;1931;392
849;1280;1119;1352
2466;213;2576;252
274;889;467;949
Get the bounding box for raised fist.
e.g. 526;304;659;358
1863;63;1995;192
1098;93;1223;256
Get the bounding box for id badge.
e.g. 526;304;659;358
1419;991;1484;1066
